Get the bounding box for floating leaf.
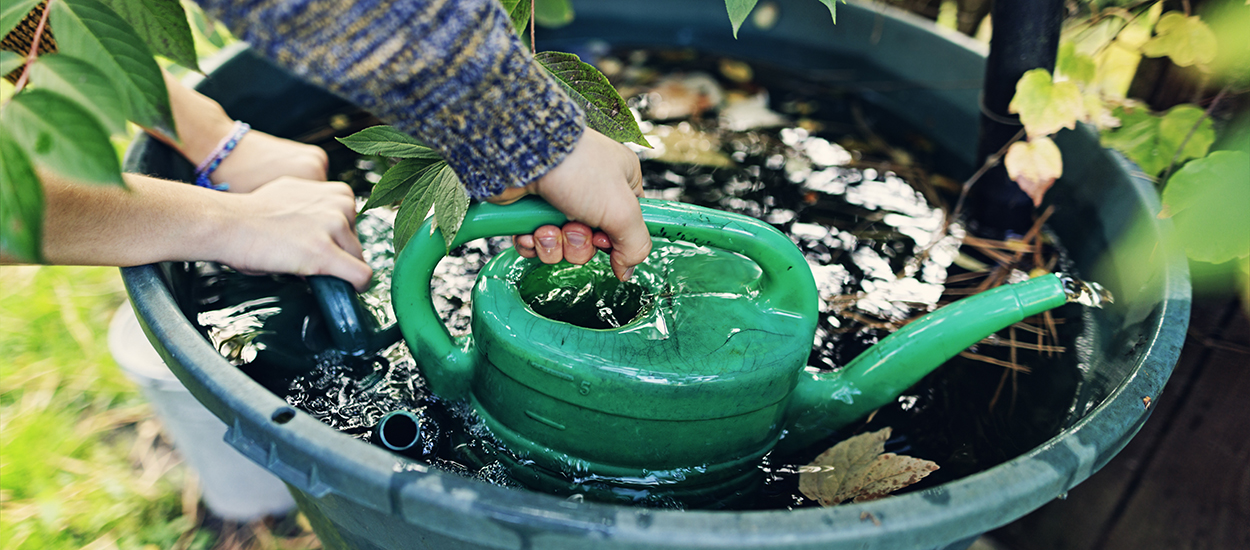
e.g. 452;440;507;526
1161;151;1250;264
645;124;734;167
1;89;123;186
536;51;651;147
49;0;173;134
337;126;439;158
99;0;200;72
28;54;128;135
0;130;44;263
1004;136;1063;207
0;0;41;38
361;158;440;212
1057;42;1096;86
725;0;759;38
1101;104;1213;176
534;0;573;28
1141;12;1218;67
497;0;532;37
1009;68;1085;139
0;50;23;77
798;428;939;506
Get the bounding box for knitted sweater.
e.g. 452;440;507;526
196;0;586;200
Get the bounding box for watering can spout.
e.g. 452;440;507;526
778;273;1085;455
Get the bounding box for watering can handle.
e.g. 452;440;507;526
308;275;401;356
391;196;818;400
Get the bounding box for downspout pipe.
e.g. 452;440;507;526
970;0;1064;236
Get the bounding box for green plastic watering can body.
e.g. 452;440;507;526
389;196;1072;501
391;197;819;498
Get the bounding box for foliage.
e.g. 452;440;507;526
0;0;201;262
725;0;843;37
798;428;939;506
534;51;651;147
1002;1;1247;269
1160;150;1250;264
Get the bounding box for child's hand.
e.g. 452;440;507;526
214;177;372;290
490;128;651;281
212;130;330;193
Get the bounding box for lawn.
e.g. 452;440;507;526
0;265;318;550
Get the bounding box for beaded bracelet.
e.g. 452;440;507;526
194;121;251;191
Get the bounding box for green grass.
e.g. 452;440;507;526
0;266;317;550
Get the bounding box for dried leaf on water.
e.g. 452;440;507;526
798;428;939;506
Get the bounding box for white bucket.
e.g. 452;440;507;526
108;302;296;521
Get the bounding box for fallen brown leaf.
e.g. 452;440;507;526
798;428;940;506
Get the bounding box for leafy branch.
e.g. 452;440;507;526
1;0;200;262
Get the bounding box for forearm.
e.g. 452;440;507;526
195;0;585;199
142;68;238;167
36;172;226;266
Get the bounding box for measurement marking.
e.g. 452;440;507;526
525;411;567;430
527;360;574;381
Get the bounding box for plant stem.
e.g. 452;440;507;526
953;127;1028;220
11;0;54;95
530;0;536;55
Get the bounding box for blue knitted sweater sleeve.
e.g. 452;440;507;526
195;0;586;200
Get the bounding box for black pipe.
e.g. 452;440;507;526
970;0;1064;236
371;410;423;453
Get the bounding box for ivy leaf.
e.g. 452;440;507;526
534;0;573;28
361;158;440;212
431;169;471;251
49;0;173;134
798;428;939;506
1057;42;1096;86
337;126;440;158
0;130;44;263
0;50;23;77
1004;136;1064;207
0;0;41;38
1101;104;1214;176
536;51;651;147
28;54;128;135
1160;151;1250;264
99;0;200;72
725;0;759;39
1009;68;1085;139
1141;12;1218;67
1;89;124;187
497;0;532;37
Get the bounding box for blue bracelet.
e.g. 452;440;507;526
194;121;251;191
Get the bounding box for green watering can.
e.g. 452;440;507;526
332;196;1086;506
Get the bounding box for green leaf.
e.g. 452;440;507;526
362;158;440;212
1057;42;1096;86
49;0;173;134
1100;104;1214;176
1;89;124;186
0;50;23;76
0;0;41;38
337;126;440;158
98;0;200;72
535;51;651;147
497;0;532;37
392;162;449;252
816;0;844;24
1141;12;1218;67
431;167;470;251
1161;151;1250;264
534;0;573;27
0;129;44;263
27;54;128;135
725;0;759;38
1009;68;1084;139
